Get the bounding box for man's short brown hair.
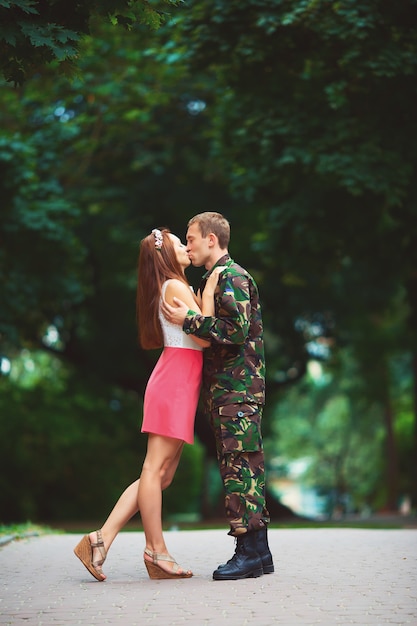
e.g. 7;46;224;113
188;212;230;249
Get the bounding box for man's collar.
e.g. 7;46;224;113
203;254;231;279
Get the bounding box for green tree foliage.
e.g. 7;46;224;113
0;349;143;521
1;0;416;521
0;133;85;346
268;353;388;515
0;0;183;83
179;0;417;320
179;0;417;509
0;18;228;390
0;350;204;523
0;17;224;522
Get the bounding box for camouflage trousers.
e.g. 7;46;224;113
209;403;270;536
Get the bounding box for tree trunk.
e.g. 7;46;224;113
406;270;417;509
383;396;399;511
411;351;417;509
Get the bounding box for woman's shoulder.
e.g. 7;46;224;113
163;278;194;304
163;278;189;293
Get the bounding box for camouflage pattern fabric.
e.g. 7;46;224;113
183;254;265;410
183;254;269;535
211;404;270;535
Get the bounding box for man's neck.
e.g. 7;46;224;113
205;250;229;271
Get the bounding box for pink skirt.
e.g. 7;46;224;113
141;347;203;445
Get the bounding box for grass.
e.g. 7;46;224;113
0;522;58;540
1;515;415;540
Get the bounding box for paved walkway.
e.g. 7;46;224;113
1;528;416;625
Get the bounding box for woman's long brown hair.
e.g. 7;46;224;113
136;228;191;350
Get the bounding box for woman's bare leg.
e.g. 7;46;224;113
90;479;140;553
88;439;184;577
138;434;190;575
84;480;139;580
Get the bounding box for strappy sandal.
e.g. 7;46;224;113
74;530;107;581
144;548;192;579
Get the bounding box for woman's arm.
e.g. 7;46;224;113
200;266;226;316
183;271;252;345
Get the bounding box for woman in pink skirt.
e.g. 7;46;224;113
74;228;224;580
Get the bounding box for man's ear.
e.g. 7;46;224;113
208;233;217;248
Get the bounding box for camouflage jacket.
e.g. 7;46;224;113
183;254;266;410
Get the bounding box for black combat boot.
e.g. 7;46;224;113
255;526;274;574
212;532;263;580
217;526;275;575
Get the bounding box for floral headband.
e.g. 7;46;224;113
152;228;163;250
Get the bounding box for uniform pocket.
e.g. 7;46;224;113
211;404;263;453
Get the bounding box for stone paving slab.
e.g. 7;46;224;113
0;528;416;625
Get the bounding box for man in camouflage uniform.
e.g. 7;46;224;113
162;212;274;580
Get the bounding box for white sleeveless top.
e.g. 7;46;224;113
159;281;203;351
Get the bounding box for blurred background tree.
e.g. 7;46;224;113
0;0;184;84
1;0;416;524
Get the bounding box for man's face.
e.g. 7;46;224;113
186;222;211;268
